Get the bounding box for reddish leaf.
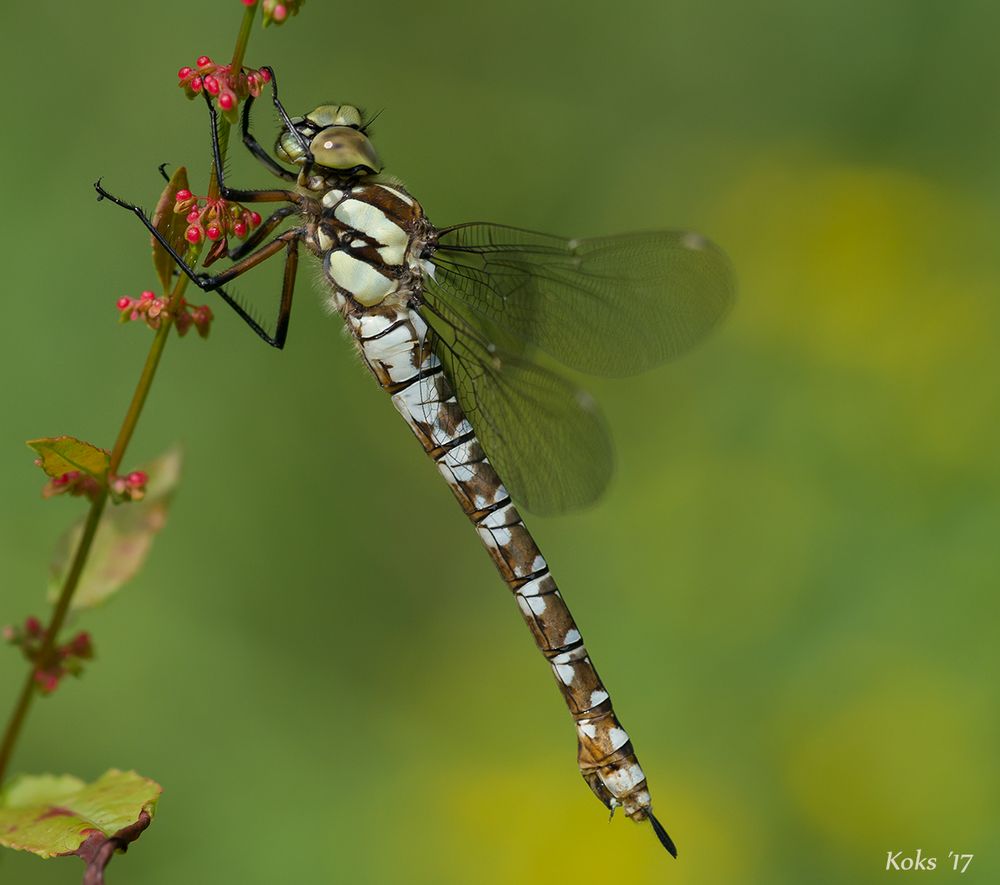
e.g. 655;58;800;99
48;447;183;610
151;166;191;290
0;770;161;884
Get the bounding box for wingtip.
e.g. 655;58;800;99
648;812;678;858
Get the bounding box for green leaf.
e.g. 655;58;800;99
0;770;160;882
48;447;183;610
27;437;110;483
151;165;190;291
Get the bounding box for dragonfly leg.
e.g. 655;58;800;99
240;94;297;182
204;91;303;205
93;178;300;347
204;231;300;348
258;66;315;177
195;231;299;348
226;206;298;261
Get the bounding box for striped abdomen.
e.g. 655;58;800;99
346;305;662;831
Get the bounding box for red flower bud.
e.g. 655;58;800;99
70;631;94;658
250;211;262;226
178;66;193;80
34;671;61;694
176;188;192;201
117;296;131;309
218;92;235;111
196;55;213;68
127;471;148;487
186;225;203;244
190;76;203;93
204;75;220;96
25;616;42;636
206;224;222;241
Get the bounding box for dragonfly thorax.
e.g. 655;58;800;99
308;182;434;311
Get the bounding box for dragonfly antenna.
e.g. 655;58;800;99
361;107;385;133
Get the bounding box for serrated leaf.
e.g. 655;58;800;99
0;770;160;882
151;166;190;290
48;447;183;610
27;437;110;482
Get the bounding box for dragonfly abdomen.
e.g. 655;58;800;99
348;305;667;841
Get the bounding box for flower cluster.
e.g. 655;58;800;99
177;56;272;120
174;189;262;250
109;470;150;502
41;470;103;501
3;618;94;696
41;468;148;503
116;290;214;339
257;0;305;27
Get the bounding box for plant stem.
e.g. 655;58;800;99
0;314;176;785
110;316;175;473
0;1;259;788
0;496;108;783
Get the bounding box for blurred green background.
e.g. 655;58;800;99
2;1;998;883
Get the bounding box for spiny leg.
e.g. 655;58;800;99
93;178;301;347
204;234;299;348
205;231;300;348
208;231;299;348
204;91;303;206
226;205;298;262
258;66;314;175
240;94;297;182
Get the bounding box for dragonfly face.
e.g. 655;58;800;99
275;103;381;173
96;70;735;859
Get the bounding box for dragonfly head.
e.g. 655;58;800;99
276;104;382;175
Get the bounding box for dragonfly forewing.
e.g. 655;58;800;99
430;223;735;376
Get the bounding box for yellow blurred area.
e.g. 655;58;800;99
778;645;993;856
723;157;997;468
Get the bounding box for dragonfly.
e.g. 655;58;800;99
95;68;734;857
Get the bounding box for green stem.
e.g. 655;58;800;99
109;316;175;473
0;320;168;784
0;1;260;789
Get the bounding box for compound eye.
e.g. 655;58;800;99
309;126;381;172
307;104;363;128
275;128;309;164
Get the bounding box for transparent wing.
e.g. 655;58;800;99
417;288;613;515
430;223;735;376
